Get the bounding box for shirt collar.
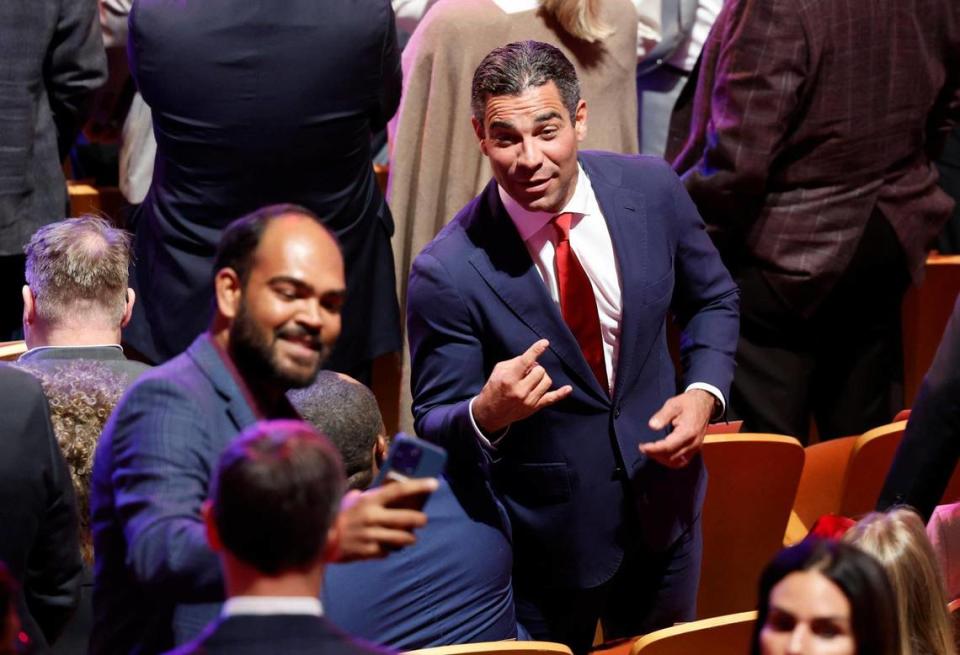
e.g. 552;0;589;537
499;163;593;242
221;596;323;618
21;343;124;358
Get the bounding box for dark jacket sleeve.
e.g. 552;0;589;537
878;294;960;520
372;0;402;132
46;0;108;158
23;374;83;645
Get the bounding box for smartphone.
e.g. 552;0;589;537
372;434;447;510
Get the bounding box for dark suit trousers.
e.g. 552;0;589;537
514;521;701;655
730;212;910;442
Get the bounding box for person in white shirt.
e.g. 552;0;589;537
168;420;390;655
633;0;722;157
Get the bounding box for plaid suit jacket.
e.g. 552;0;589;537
670;0;960;314
0;0;106;255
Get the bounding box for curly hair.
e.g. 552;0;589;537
16;360;126;564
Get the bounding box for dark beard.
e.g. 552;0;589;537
228;299;328;391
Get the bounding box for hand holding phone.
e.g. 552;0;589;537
334;477;438;562
372;434;447;510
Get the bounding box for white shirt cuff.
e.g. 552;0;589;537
685;382;726;418
468;396;510;449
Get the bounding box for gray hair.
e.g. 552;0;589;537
24;216;132;326
471;40;581;125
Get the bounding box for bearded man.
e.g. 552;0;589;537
90;204;436;655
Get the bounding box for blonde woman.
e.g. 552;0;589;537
844;508;956;655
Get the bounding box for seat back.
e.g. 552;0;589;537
839;421;907;518
406;642;573;655
626;611;756;655
698;435;804;618
786;437;857;543
0;340;26;361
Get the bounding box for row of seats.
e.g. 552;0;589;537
697;423;960;621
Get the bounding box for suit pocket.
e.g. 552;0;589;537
642;269;674;305
497;462;573;506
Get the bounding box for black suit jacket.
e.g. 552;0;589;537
0;0;106;256
18;345;150;385
165;614;390;655
0;365;82;653
124;0;402;370
879;294;960;520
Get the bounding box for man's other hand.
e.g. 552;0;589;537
640;389;716;468
333;477;438;561
472;339;573;434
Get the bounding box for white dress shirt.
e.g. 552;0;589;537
469;165;723;442
221;596;323;617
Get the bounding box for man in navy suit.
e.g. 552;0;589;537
167;420;387;655
407;41;739;653
92;204;437;655
292;372;523;649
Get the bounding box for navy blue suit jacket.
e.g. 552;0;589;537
323;477;520;649
123;0;401;369
407;152;739;589
165;614;389;655
90;335;289;654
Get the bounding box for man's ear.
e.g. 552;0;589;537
121;288;136;328
472;116;488;156
202;500;223;553
214;268;243;320
321;518;342;564
374;434;388;467
22;285;36;327
574;99;588;143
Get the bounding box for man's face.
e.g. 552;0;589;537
228;215;346;390
473;81;587;214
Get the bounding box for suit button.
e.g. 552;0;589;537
614;404;621;418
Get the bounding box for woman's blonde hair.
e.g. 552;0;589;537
539;0;613;43
844;508;956;655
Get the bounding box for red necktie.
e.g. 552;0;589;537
552;212;608;392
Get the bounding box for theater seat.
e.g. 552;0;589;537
787;421;908;544
591;611;756;655
405;642;573;655
0;340;26;361
698;435;804;618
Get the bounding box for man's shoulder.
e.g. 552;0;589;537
109;345;218;421
171;615;392;655
580;150;678;187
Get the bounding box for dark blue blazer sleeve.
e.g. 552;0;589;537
106;378;223;600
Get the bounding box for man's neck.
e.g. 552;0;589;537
26;325;121;350
223;556;324;599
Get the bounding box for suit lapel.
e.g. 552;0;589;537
188;335;259;432
467;183;610;403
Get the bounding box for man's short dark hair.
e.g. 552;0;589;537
471;40;581;124
288;371;384;491
211;420;345;574
212;203;333;285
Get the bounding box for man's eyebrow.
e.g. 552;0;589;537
534;110;563;123
268;276;315;293
488;119;515;131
